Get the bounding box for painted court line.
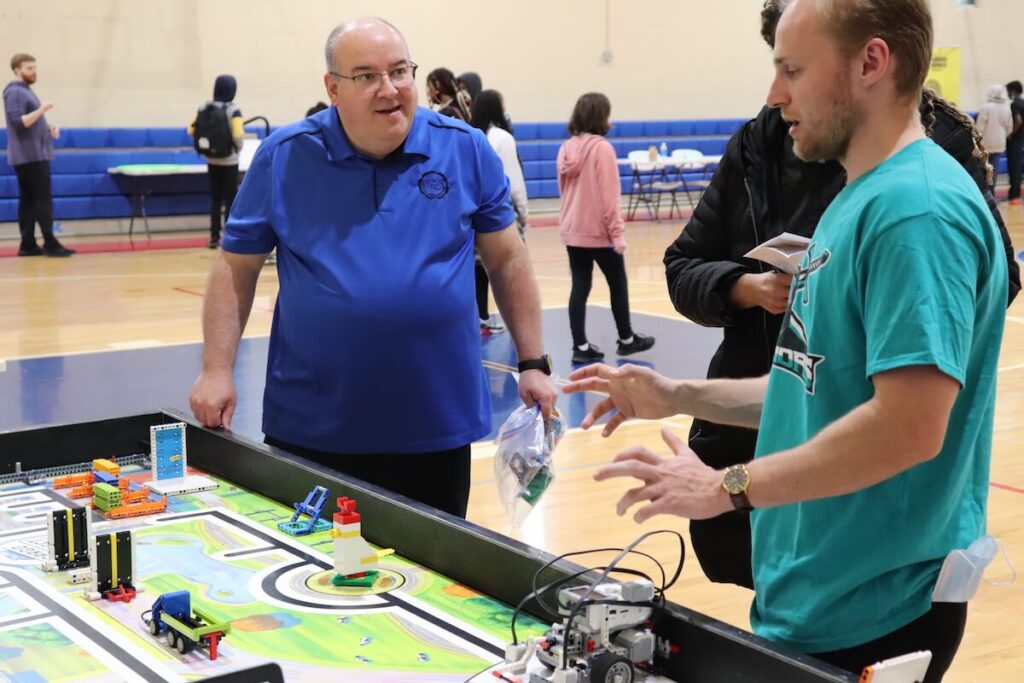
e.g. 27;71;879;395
107;339;163;350
173;286;275;313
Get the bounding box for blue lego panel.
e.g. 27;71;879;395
152;423;187;480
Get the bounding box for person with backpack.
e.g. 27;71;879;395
188;75;244;248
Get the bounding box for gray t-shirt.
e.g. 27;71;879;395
3;80;54;166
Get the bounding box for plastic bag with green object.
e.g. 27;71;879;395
494;404;565;528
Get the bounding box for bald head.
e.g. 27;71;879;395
324;17;409;73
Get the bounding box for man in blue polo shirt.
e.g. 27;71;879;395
189;17;557;518
562;1;1005;681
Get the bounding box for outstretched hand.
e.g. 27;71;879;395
593;428;730;523
561;363;680;436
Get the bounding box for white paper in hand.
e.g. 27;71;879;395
744;232;811;275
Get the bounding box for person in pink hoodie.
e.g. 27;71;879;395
558;92;655;363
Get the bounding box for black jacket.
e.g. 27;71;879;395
664;104;1021;471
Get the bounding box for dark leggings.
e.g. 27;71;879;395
264;435;472;518
1007;143;1023;200
14;161;57;248
567;246;632;347
475;262;490;320
207;164;239;239
812;602;968;683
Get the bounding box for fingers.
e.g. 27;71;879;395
601;412;627;437
616;483;663;516
612;447;663;465
566;363;617;383
660;427;689;454
580;397;616;430
221;397;236;430
562;376;611;396
633;498;672;524
593;453;661;483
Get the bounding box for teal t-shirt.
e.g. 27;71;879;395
750;138;1007;652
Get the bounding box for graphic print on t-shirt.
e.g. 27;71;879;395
773;243;831;394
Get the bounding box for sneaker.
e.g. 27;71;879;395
17;244;43;257
207;239;220;249
1009;198;1022;206
480;315;505;335
572;343;605;364
43;244;76;257
617;333;655;356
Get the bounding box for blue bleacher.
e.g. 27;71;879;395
0;119;744;221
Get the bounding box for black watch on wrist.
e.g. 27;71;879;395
517;354;553;375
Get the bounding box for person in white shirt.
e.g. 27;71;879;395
976;84;1013;192
471;89;529;334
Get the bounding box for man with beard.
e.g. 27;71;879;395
3;54;75;256
564;1;1005;681
659;0;1019;591
189;18;556;519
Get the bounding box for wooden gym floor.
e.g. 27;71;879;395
0;206;1021;682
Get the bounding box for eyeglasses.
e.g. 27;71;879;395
330;63;418;91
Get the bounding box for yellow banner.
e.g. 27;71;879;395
926;48;962;106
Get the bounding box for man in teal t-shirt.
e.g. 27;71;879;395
562;1;1007;681
751;135;1006;653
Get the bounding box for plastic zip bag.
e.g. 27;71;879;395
494;405;565;527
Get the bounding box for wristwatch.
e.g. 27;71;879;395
517;355;553;376
721;464;753;511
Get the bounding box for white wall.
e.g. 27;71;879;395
0;0;1019;129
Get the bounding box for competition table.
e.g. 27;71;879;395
107;140;260;237
0;411;858;683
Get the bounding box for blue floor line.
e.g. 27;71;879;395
0;308;721;449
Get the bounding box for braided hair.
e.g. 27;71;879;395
920;88;991;186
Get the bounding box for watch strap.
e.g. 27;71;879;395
730;491;753;512
517;355;552;375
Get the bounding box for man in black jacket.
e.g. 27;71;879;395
661;0;1021;590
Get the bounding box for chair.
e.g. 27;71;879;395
671;148;712;208
624;150;684;221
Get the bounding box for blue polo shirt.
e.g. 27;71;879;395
221;106;515;453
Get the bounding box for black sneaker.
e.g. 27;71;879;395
617;333;655;356
207;239;220;249
572;343;605;364
43;244;76;257
17;244;43;257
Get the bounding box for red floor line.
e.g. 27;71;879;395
172;285;274;313
991;481;1024;495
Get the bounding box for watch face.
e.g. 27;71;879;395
722;466;750;495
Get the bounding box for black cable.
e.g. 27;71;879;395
533;547;667;604
560;530;685;670
511;565;653;645
511;545;664;645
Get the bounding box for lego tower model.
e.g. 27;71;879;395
331;497;394;587
144;423;218;496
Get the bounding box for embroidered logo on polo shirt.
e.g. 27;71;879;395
418;171;449;199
